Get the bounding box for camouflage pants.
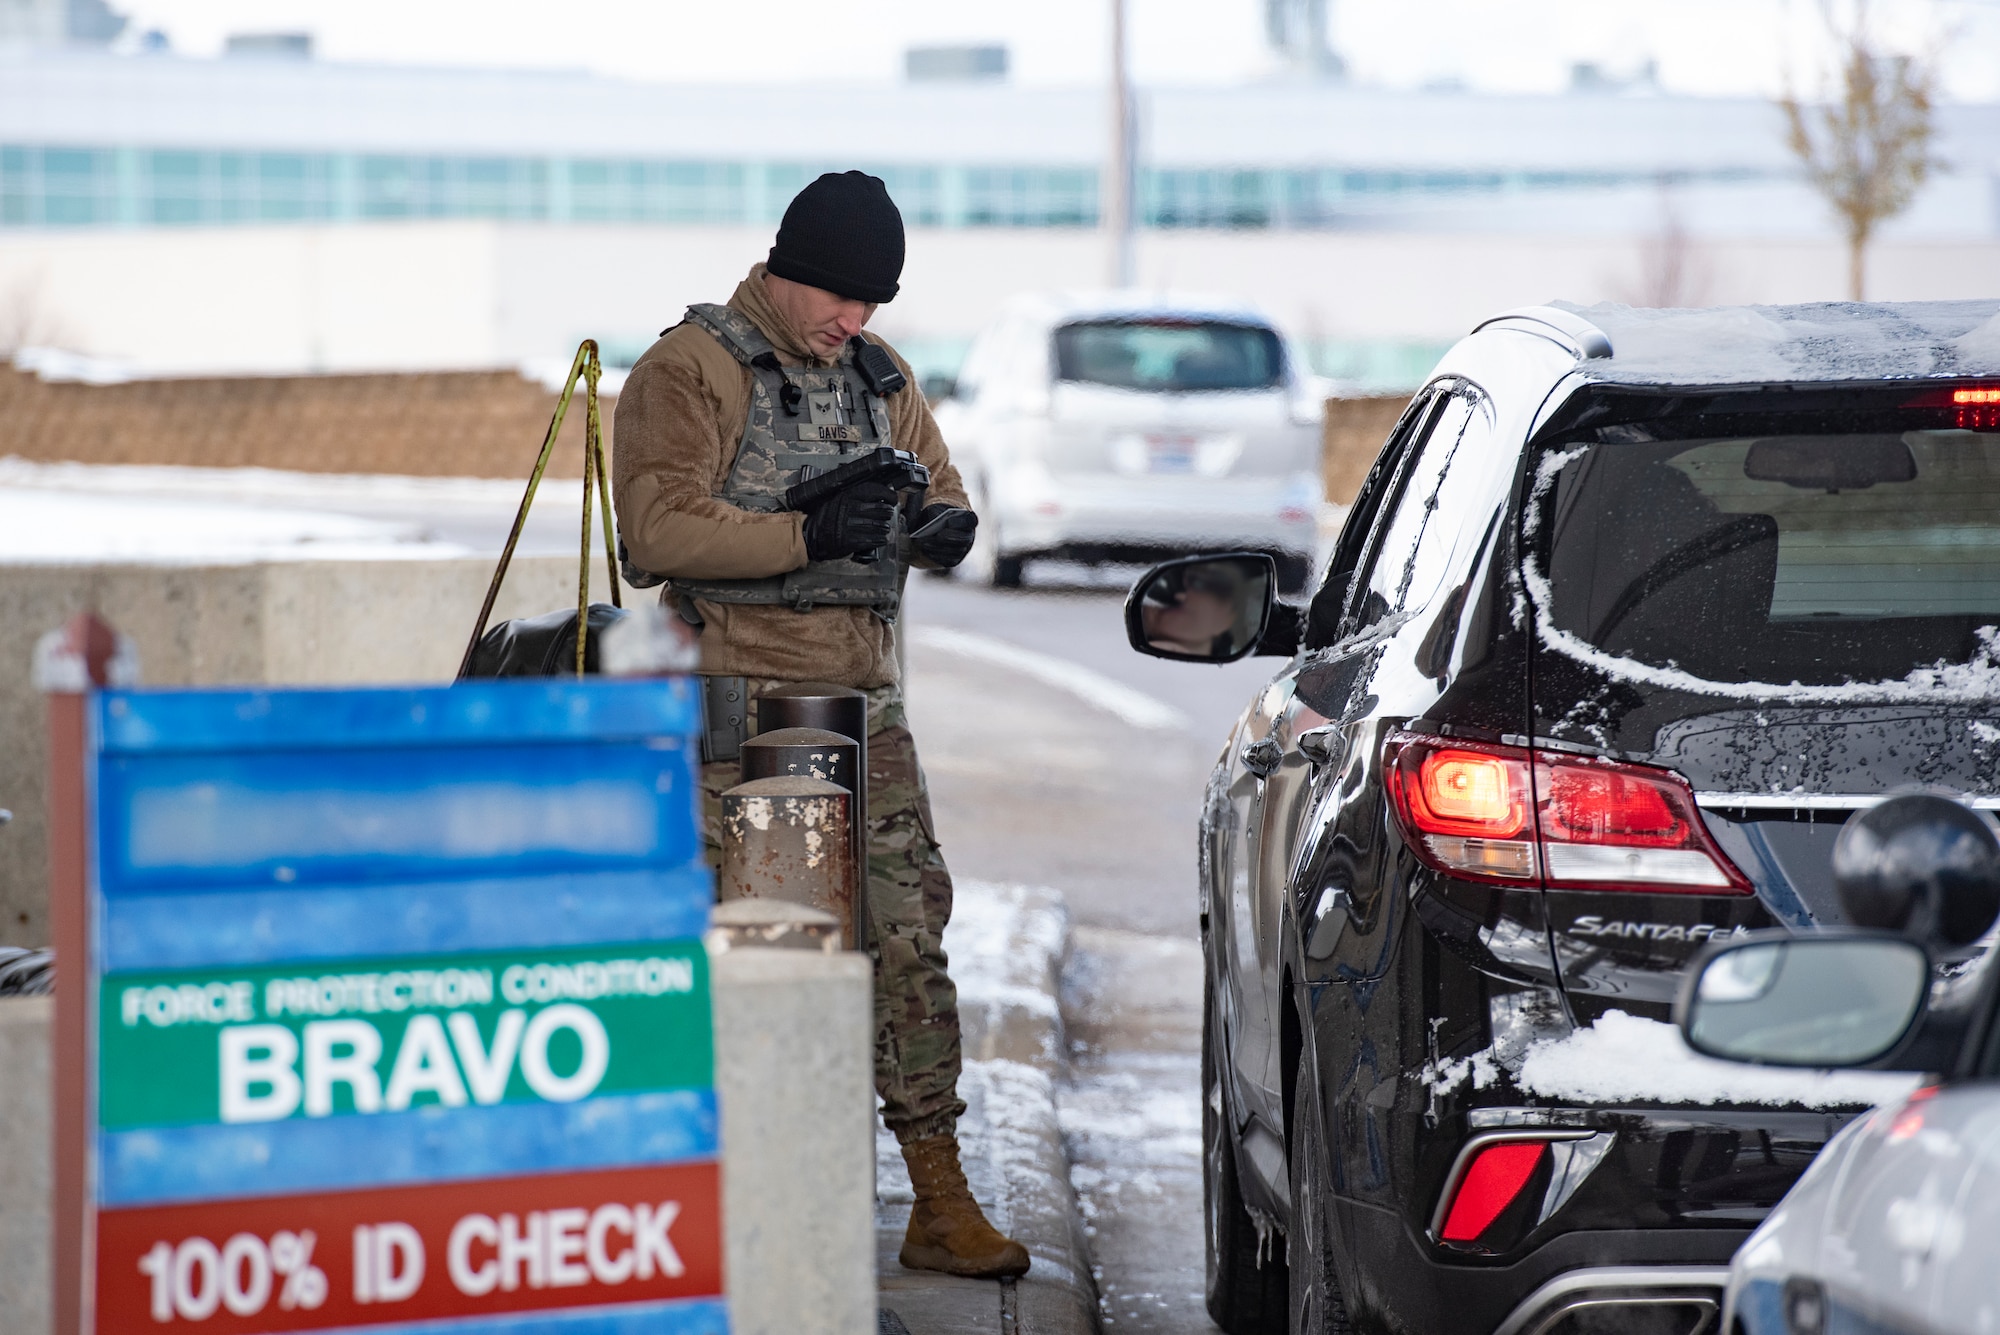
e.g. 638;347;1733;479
698;680;966;1144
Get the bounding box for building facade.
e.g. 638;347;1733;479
1;50;1995;383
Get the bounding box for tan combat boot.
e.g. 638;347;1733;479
898;1134;1032;1278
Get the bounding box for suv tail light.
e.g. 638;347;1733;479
1438;1141;1547;1242
1383;732;1750;894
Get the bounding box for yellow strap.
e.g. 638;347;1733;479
457;340;613;680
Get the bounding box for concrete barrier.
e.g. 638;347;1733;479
0;555;633;946
0;996;52;1335
711;945;877;1335
0;950;876;1335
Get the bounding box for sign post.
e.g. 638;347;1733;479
48;667;724;1334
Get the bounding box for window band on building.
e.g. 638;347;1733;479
0;146;1780;232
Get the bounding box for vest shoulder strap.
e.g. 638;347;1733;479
684;303;778;367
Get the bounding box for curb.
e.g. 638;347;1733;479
876;881;1100;1335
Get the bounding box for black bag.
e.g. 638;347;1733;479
463;603;628;677
457;340;629;680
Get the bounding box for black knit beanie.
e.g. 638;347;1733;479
767;171;905;304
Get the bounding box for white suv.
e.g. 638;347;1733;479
932;292;1325;590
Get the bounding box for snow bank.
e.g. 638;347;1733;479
0;488;467;564
1512;1009;1923;1109
872;879;1097;1316
874;879;1072;1213
941;880;1071;1073
14;345;139;384
0;457;526;509
943;879;1070;1029
0;458;502;563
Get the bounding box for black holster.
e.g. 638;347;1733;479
699;675;749;764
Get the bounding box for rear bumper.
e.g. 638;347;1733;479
987;469;1322;558
996;502;1317;560
1335;1100;1854;1331
1339;1203;1745;1335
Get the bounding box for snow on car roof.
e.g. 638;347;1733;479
1551;298;2000;386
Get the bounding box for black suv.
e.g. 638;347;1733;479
1125;301;2000;1335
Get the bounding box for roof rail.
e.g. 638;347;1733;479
1469;307;1613;360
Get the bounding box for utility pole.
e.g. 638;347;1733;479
1107;0;1135;288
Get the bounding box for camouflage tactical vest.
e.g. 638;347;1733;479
666;303;908;619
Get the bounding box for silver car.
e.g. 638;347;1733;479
931;292;1325;590
1678;795;2000;1335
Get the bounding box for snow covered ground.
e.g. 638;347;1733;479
0;486;460;564
1057;928;1210;1333
0;457;577;562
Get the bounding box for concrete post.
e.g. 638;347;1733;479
718;776;858;950
709;898;843;954
709;929;875;1335
0;996;51;1335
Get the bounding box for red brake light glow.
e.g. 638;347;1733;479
1904;384;2000;428
1385;740;1537;880
1439;1141;1547;1242
1384;733;1751;894
1412;748;1530;837
1957;386;2000;428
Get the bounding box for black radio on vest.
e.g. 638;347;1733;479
851;337;909;396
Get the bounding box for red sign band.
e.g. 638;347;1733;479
96;1162;723;1331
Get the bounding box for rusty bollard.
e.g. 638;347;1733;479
752;683;864;871
742;727;859;792
718;776;858;950
753;684;870;950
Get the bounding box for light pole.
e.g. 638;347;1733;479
1107;0;1136;288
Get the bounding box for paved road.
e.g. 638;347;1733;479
902;569;1273;936
902;566;1274;1333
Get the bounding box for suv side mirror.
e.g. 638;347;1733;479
1834;794;2000;951
1125;553;1276;663
1676;933;1930;1068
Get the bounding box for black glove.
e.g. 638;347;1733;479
911;504;978;569
803;481;898;561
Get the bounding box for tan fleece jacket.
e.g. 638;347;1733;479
611;263;967;689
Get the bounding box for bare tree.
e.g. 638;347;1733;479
1780;0;1942;301
1629;182;1714;308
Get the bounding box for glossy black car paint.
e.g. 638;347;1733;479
1194;326;2000;1334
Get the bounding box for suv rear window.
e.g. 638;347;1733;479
1536;426;2000;686
1054;320;1283;392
